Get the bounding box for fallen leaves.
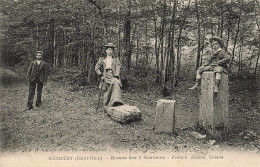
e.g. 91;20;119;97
0;71;259;154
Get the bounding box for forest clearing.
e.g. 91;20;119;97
0;66;259;155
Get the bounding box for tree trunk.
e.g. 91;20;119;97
36;25;39;50
201;27;206;65
87;43;94;83
254;3;260;78
226;26;230;49
63;28;67;66
153;7;160;83
81;11;87;74
220;0;224;38
124;0;132;74
166;29;172;81
52;20;57;67
238;42;243;78
210;0;214;36
176;0;190;79
117;6;121;59
170;0;177;88
230;16;241;73
145;20;149;64
176;24;183;79
50;19;55;66
160;0;167;87
136;30;139;67
195;0;201;71
255;50;260;78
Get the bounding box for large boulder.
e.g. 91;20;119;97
105;105;142;123
0;68;20;86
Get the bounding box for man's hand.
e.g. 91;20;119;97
113;76;120;84
198;66;205;73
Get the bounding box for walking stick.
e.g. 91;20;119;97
96;77;106;112
96;88;102;112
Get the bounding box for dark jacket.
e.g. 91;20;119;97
204;49;231;73
95;56;121;90
26;60;48;83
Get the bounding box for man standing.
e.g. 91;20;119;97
189;36;230;92
26;51;48;110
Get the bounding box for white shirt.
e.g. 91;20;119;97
213;48;222;55
104;56;112;69
36;60;41;65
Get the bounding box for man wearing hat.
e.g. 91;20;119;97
95;43;123;109
26;51;48;110
189;36;230;92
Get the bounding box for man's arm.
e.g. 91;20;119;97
202;54;212;66
217;51;231;66
26;62;33;83
43;62;48;84
114;58;121;78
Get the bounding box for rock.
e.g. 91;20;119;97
191;131;206;139
0;68;20;85
244;136;249;139
209;139;216;145
105;105;142;123
214;145;220;149
0;69;19;78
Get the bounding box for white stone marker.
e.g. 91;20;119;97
155;99;176;133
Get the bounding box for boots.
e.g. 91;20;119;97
189;81;200;90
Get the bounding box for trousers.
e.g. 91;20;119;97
27;79;43;107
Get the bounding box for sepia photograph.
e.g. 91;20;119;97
0;0;260;166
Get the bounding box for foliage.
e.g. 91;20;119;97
0;0;259;81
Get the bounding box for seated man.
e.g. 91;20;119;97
95;43;124;108
189;36;230;92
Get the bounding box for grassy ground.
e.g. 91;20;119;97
0;67;260;155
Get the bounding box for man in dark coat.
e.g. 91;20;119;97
189;36;230;92
26;51;48;110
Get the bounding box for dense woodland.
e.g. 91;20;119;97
1;0;260;157
0;0;260;88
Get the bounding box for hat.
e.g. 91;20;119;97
36;51;43;55
209;36;224;48
105;43;116;49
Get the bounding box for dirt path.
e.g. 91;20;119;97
0;78;259;154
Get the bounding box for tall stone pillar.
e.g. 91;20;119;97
199;72;229;139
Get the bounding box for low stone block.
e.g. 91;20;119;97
155;99;176;133
105;105;142;123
